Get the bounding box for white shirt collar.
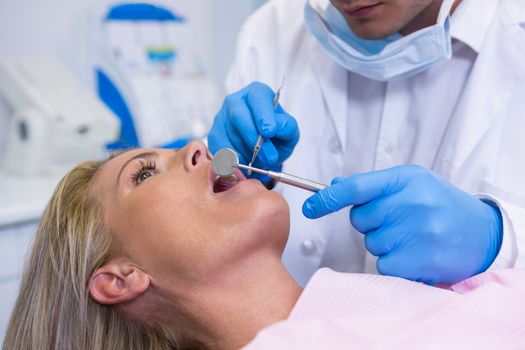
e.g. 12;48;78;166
450;0;501;53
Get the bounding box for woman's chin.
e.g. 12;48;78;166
249;190;291;247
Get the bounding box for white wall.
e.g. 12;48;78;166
0;0;265;89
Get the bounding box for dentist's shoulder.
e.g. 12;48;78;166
227;0;314;91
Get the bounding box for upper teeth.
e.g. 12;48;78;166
215;174;238;182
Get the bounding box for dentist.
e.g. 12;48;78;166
208;0;525;285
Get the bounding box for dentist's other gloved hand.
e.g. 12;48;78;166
208;82;300;179
303;165;503;285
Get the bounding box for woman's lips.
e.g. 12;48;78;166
344;3;381;18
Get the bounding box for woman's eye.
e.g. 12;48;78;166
137;171;154;184
131;160;157;185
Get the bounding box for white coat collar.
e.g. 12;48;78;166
437;0;525;175
307;0;329;13
450;0;500;53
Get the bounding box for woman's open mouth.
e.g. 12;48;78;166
210;168;247;193
213;174;239;193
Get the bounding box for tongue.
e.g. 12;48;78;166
213;175;239;193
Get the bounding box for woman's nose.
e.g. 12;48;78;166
183;140;212;172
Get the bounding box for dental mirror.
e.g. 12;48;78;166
212;148;239;177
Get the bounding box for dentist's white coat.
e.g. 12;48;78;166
226;0;525;285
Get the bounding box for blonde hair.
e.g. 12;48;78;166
2;160;184;350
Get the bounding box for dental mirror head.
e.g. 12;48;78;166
212;148;239;177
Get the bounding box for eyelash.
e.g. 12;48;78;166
130;160;157;185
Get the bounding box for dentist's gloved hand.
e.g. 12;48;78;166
303;165;503;285
208;82;300;178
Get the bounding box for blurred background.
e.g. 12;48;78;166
0;0;267;342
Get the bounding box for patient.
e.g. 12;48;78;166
3;141;525;350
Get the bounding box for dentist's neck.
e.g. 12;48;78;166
400;0;462;36
167;253;302;349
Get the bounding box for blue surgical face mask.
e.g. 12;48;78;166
304;0;455;81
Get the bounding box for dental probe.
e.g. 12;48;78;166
238;164;326;192
213;148;326;193
247;77;286;175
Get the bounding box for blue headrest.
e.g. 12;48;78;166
105;3;185;22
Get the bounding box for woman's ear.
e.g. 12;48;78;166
88;259;150;305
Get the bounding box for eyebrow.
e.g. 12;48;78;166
116;151;159;185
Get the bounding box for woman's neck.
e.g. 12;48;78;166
163;254;302;349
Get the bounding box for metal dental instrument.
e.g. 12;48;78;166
247;77;285;176
213;148;326;193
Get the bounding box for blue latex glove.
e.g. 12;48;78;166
208;82;300;178
303;165;503;285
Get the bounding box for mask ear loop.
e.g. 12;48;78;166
434;0;455;60
437;0;457;25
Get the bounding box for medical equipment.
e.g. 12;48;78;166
0;57;119;175
247;77;285;174
213;148;326;192
94;2;221;149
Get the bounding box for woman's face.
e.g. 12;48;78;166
92;141;290;284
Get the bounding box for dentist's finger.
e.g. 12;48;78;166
303;169;402;219
244;82;279;138
259;139;279;165
272;113;300;141
227;97;261;155
364;226;403;257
